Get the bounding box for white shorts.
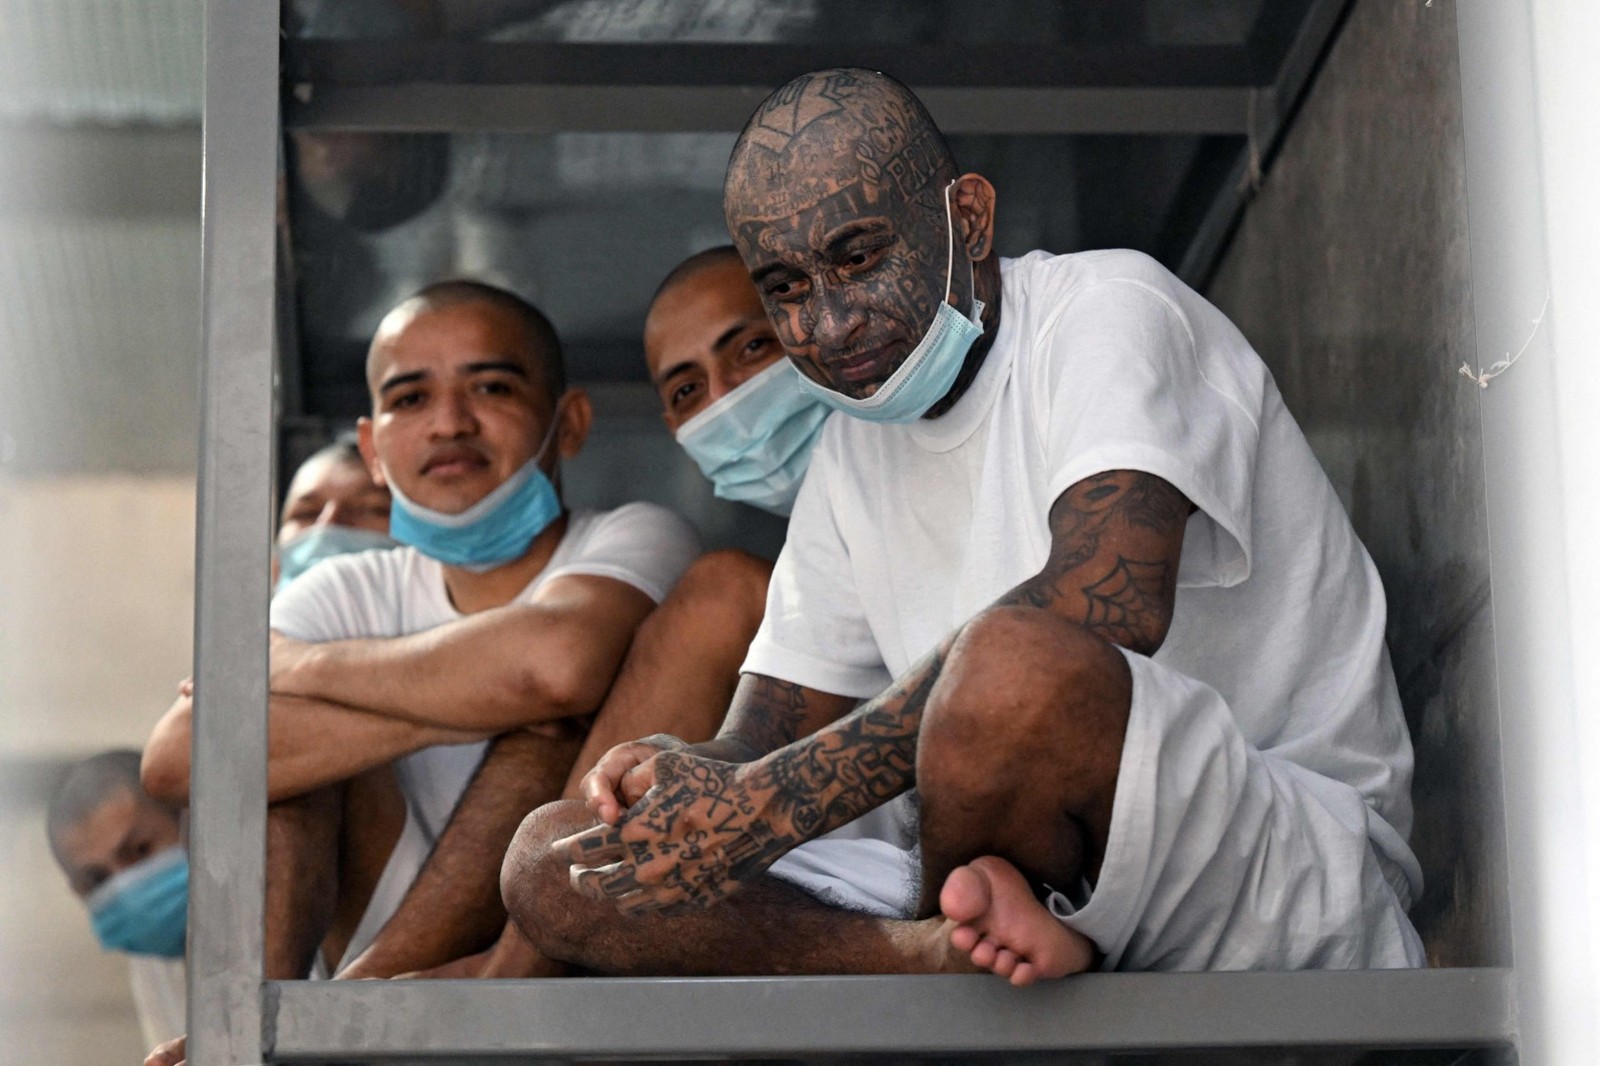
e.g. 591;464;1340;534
1052;647;1425;970
770;649;1426;971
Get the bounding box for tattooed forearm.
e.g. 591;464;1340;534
1001;471;1191;655
721;675;814;756
572;644;948;913
749;649;940;841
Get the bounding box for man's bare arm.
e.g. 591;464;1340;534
141;688;487;805
271;574;657;732
568;471;1191;913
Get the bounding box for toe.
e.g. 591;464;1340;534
938;863;993;926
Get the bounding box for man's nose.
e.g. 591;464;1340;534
428;389;479;437
810;289;864;350
712;362;760;401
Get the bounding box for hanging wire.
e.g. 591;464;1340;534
1459;291;1550;389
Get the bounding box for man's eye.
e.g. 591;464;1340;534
670;381;701;409
766;278;806;301
477;380;514;396
390;391;422;409
742;337;776;359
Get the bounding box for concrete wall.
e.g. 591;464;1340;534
1207;0;1508;967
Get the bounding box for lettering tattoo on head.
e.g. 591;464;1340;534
725;69;969;403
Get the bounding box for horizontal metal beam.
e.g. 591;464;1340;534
287;84;1252;134
287;41;1272;89
268;968;1515;1060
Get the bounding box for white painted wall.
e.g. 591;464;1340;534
0;473;196;758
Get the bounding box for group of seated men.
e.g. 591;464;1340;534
85;70;1422;1066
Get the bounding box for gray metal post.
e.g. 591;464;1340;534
1456;1;1586;1062
189;1;280;1062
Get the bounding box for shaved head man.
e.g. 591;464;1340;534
144;281;704;1066
506;67;1423;983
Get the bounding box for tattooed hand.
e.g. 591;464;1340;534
579;733;689;825
564;749;798;914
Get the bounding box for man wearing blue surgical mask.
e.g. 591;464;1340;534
506;68;1424;985
272;436;396;592
48;750;188;1049
647;245;830;518
143;280;706;1066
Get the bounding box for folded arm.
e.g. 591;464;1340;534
141;684;489;805
271;573;657;732
568;470;1191;913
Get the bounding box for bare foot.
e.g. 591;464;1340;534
939;855;1095;986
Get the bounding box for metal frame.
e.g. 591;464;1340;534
266;970;1514;1061
1455;2;1587;1062
189;0;277;1062
1175;0;1353;286
190;1;1543;1059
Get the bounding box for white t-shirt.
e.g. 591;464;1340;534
270;503;701;842
745;250;1418;902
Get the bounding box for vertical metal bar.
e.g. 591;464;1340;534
189;1;279;1062
1456;0;1590;1062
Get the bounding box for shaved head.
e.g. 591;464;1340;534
722;69;996;412
47;750;168;864
367;280;566;400
726;68;957;227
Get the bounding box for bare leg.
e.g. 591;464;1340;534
563;550;771;792
465;552;773;979
916;608;1126;983
338;728;583;979
265;764;405;978
504;800;964;976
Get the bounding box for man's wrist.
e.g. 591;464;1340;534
692;735;762;764
273;638;339;700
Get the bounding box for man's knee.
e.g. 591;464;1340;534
501;799;595;957
668;550;772;633
920;608;1130;788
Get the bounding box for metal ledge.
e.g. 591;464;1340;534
286;84;1252;134
268;968;1515;1061
285;41;1271;89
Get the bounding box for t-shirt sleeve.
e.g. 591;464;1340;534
1034;273;1262;588
541;502;701;604
740;442;892;699
268;551;402;642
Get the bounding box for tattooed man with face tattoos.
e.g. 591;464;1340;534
503;69;1425;980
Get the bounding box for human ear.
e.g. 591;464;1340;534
556;388;594;460
952;174;997;262
355;417;386;488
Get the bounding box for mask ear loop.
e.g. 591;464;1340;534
942;179;978;319
942;179;958;303
536;392;569;493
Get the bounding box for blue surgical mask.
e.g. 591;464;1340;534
796;180;985;423
385;403;566;571
86;846;188;958
275;524;398;594
675;360;830;517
